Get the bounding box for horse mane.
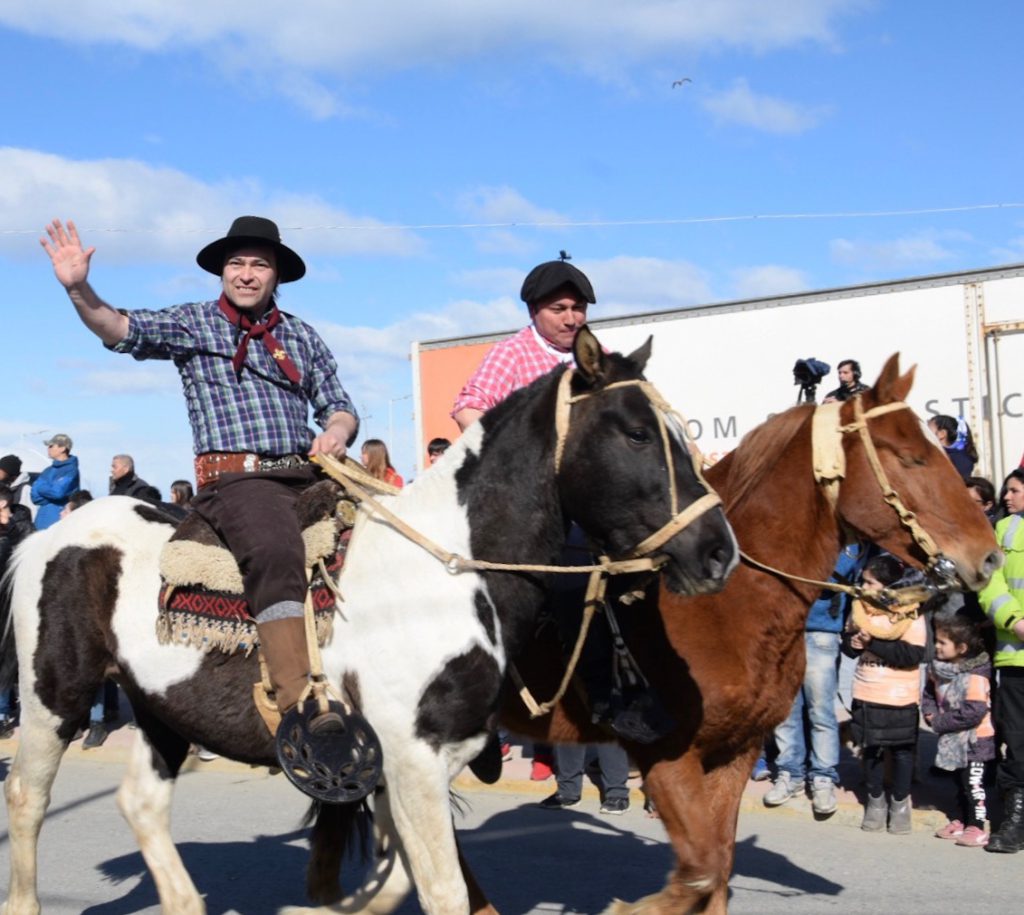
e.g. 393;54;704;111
721;403;814;514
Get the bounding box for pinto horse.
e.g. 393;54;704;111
0;327;738;915
298;355;1001;915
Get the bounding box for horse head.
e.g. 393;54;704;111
833;353;1001;591
554;326;738;595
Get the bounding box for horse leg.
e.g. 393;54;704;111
693;756;754;915
602;749;748;915
2;710;68;915
379;745;471;915
287;789;499;915
115;713;203;914
281;786;416;915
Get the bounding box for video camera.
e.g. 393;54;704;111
793;357;831;404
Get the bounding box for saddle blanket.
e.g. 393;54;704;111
155;480;352;656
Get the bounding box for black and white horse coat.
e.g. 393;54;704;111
1;332;738;915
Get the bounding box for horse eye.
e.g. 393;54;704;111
895;448;927;467
627;428;652;445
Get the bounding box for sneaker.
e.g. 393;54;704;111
935;819;965;840
82;723;108;749
763;771;801;807
196;746;220;762
0;717;15;740
530;760;554;781
750;756;770;782
811;777;837;816
538;793;581;811
955;826;989;847
600;796;629;816
500;742;513;762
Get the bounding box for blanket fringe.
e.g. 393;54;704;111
156;606;334;657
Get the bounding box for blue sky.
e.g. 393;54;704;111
1;1;1021;494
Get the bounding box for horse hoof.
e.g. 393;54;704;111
275;701;383;804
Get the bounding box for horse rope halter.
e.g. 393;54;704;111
312;366;722;718
740;396;959;608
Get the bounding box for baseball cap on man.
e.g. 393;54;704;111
43;433;73;451
520;260;596;307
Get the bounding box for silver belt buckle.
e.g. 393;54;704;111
243;454;259;473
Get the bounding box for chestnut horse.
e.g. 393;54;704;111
298;354;1000;915
499;354;1001;914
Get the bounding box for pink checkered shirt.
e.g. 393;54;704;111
452;326;570;416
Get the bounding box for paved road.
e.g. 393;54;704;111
0;750;1018;914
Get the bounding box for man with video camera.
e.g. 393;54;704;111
824;359;869;403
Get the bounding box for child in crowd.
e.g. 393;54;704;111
843;554;928;835
923;614;995;847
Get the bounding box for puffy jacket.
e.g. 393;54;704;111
805;543;864;633
30;455;80;530
979;512;1024;668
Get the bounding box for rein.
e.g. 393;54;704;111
739;396;957;608
313;367;722;717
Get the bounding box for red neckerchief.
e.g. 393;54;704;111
217;293;301;385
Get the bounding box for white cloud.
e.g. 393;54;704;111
0;2;863;110
829;232;968;270
701;78;829;134
317;253;712;382
731;265;811;298
455;186;570;226
78;367;181;396
0;147;423;263
590;255;712;312
991;235;1024;264
454;186;575;255
452;266;529;299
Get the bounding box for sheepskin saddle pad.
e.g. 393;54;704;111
156;480;354;656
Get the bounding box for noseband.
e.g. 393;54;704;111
813;396;956;585
552;368;722;560
742;395;959;605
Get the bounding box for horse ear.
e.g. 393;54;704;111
573;325;607;383
871;353;916;403
627;336;653;373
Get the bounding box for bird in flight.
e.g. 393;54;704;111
672;78;692;88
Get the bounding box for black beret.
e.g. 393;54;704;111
520;261;596;306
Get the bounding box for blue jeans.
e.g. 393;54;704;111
0;688;13;719
89;680;119;725
774;631;840;784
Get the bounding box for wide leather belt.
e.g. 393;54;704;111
194;452;308;489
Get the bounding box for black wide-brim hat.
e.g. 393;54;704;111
196;216;306;283
520;260;596;306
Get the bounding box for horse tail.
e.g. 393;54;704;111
303;794;375;904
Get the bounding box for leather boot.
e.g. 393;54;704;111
987;787;1024;854
861;792;887;832
256;617;311;713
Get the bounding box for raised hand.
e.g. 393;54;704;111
41;219;95;289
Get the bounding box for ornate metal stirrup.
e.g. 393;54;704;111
276;697;383;805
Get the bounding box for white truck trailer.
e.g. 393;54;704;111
412;264;1023;486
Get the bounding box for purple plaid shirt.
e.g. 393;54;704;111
110;300;357;456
